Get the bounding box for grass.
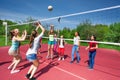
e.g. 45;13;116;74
0;35;120;51
0;35;29;46
0;35;6;46
66;40;120;50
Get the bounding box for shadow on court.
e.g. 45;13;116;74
18;62;32;70
40;51;48;54
35;60;59;78
0;61;11;66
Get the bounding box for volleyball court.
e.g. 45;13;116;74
0;5;120;80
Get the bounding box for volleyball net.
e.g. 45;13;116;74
3;5;120;46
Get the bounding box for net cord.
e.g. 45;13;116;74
8;5;120;27
43;37;120;46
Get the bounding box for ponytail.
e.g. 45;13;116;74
10;30;15;39
29;36;34;48
29;30;37;48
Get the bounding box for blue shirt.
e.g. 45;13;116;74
9;40;19;51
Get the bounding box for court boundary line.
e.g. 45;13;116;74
44;62;87;80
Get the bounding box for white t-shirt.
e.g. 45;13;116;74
49;35;54;41
74;36;80;46
26;32;43;55
54;37;57;42
59;39;64;48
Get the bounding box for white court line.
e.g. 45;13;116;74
44;62;87;80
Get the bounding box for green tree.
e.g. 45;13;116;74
95;24;110;41
109;22;120;43
76;20;93;40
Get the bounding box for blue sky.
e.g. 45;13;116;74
0;0;120;28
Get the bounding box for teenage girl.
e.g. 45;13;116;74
8;29;27;74
70;32;80;63
86;35;98;70
46;25;54;59
26;22;45;80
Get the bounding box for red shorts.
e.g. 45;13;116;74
58;48;64;56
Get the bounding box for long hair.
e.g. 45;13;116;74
75;32;80;36
49;25;54;35
29;30;38;48
92;35;96;41
77;32;80;36
10;30;15;39
49;29;54;35
58;39;65;46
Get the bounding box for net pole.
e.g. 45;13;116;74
5;23;8;46
3;22;8;45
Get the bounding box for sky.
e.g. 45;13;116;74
0;0;120;29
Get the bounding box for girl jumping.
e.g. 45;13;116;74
8;29;27;74
26;22;45;80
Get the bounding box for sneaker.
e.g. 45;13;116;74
25;73;31;79
70;61;73;63
62;58;64;61
58;57;61;61
8;66;12;70
76;60;80;63
88;67;93;70
51;56;54;60
11;70;20;74
29;77;36;80
88;68;93;70
46;56;49;59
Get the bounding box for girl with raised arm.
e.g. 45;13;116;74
26;22;45;80
8;29;27;74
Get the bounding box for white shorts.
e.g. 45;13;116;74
8;49;18;56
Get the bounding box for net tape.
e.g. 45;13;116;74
43;37;120;46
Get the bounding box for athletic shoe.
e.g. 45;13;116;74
11;70;20;74
88;67;93;70
8;66;12;70
29;77;36;80
62;58;64;61
76;60;80;63
46;56;49;59
88;68;93;70
58;57;61;61
70;61;73;63
25;73;31;79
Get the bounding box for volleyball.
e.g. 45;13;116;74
48;5;53;11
